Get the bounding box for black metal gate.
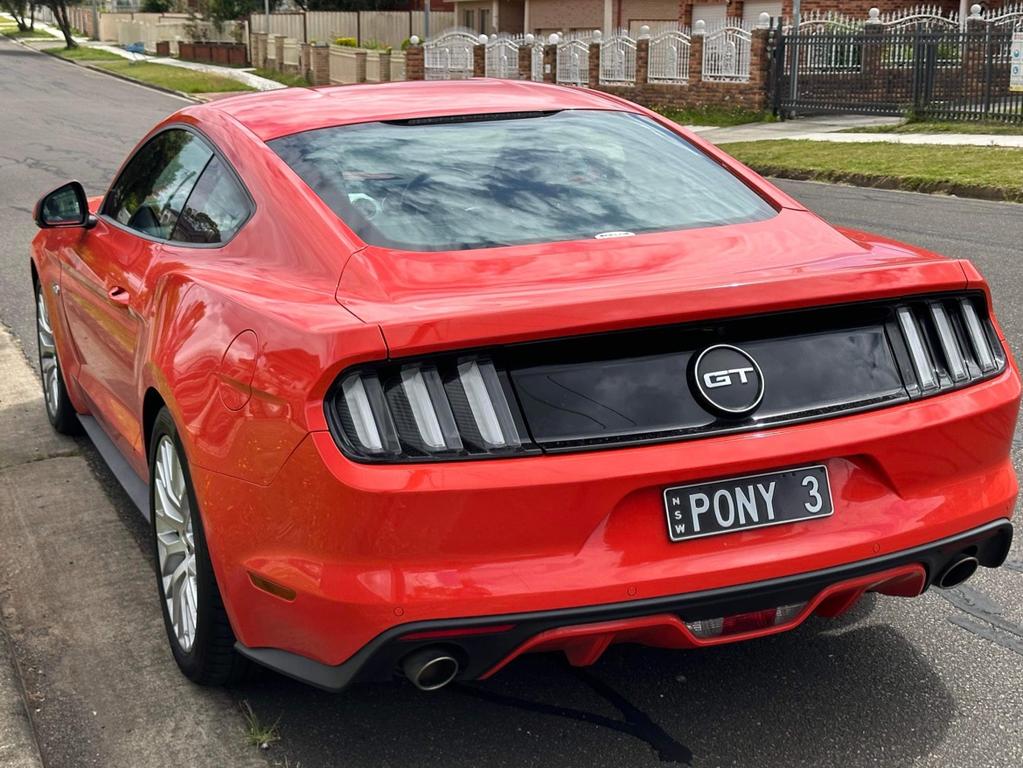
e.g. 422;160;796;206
770;28;1023;123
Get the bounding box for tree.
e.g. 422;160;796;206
43;1;79;49
0;0;33;31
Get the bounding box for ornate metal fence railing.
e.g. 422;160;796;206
647;28;692;83
424;28;477;80
599;32;637;84
702;24;753;82
485;34;522;78
556;34;592;86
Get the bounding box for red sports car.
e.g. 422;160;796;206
30;81;1018;692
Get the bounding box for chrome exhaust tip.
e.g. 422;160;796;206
937;555;979;589
402;648;460;691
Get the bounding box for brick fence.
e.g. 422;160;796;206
402;29;773;114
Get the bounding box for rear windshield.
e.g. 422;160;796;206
268;110;776;252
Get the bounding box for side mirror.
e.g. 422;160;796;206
34;181;97;229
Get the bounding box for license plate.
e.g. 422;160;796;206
663;465;833;543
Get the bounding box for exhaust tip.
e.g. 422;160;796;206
937;556;979;589
403;649;460;691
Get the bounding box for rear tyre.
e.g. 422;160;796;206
34;280;79;435
149;408;250;685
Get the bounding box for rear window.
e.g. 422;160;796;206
269;110;776;252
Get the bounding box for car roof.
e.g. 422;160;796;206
204;79;636;141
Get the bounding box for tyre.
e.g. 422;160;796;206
34;279;79;435
149;408;250;685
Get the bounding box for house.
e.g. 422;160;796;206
451;0;1012;35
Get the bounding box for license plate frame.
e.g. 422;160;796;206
663;465;833;543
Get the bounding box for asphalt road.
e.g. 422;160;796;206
1;36;1022;768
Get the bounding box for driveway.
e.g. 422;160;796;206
1;36;1021;768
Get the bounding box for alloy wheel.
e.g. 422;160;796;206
36;285;61;418
153;435;199;653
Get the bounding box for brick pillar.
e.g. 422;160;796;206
251;32;266;69
405;44;425;80
749;28;770;88
963;15;988;93
474;43;486;77
518;43;533;80
691;30;704;82
588;41;600;86
635;37;649;85
274;35;285;72
310;44;330;86
543;43;557;83
861;20;885;80
377;51;391;82
353;49;368;83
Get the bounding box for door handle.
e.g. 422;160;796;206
107;286;131;305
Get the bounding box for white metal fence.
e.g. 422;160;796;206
701;24;753;83
424;28;477;80
485;34;521;79
555;35;591;85
647;29;692;83
531;37;545;81
599;32;637;84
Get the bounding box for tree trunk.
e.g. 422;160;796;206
53;2;76;49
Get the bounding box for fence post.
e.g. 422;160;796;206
749;25;771;111
543;41;557;83
310;43;330;86
299;43;311;82
691;22;704;83
474;42;486;77
588;41;601;85
518;40;533;80
635;31;650;86
274;35;286;73
964;12;989;114
405;40;425;80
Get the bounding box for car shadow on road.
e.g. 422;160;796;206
234;608;953;768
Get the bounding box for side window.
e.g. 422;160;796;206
170;157;250;245
104;130;213;239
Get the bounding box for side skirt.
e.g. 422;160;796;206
78;414;149;521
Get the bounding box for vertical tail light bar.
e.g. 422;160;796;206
457;360;522;450
929;302;967;382
400;366;462;451
897;306;937;390
341;373;400;455
959;297;997;373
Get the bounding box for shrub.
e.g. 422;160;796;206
334;37;358;47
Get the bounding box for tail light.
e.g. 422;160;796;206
327;357;536;462
894;294;1005;396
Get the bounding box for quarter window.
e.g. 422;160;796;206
103;129;213;239
170;157;250;244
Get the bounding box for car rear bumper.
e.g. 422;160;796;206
190;367;1020;684
234;519;1013;691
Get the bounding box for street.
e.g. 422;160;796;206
1;36;1022;768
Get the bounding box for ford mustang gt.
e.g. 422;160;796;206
30;80;1018;692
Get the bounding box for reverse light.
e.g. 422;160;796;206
959;297;997;372
685;603;807;638
328;357;533;462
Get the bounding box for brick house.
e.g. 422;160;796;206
452;0;1013;35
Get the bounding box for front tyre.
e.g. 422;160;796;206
150;408;249;685
35;280;79;434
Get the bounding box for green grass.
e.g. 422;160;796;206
252;67;309;87
844;120;1023;136
721;139;1023;202
653;105;774;127
2;26;58;39
92;60;256;94
44;45;123;61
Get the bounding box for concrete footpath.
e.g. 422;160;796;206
0;326;267;768
691;114;1023;147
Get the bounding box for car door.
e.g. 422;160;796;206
60;128;215;464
